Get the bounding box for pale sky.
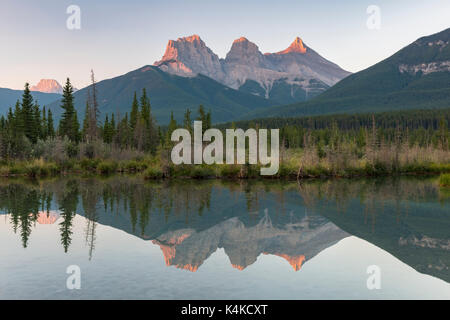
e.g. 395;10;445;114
0;0;449;90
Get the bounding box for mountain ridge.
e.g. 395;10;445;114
31;79;64;94
154;35;351;105
45;65;278;124
243;27;450;119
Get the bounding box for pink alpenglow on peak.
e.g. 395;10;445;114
154;34;350;101
30;79;63;94
277;37;307;54
233;37;250;43
36;210;60;225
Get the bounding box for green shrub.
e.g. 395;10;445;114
143;166;164;179
190;165;215;179
9;164;26;175
80;158;101;171
97;161;118;174
439;174;450;187
219;165;241;179
65;142;79;158
125;160;139;172
25;164;40;177
0;166;9;176
58;159;75;172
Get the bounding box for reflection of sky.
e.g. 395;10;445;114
1;0;450;89
1;214;448;299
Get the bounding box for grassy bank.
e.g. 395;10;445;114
440;173;450;187
1;146;448;180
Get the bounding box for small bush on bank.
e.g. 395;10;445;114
219;165;242;179
80;158;101;171
440;173;450;187
97;161;118;174
143;166;164;179
190;165;216;179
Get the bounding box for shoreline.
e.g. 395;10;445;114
0;164;448;181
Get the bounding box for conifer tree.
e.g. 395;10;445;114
33;102;41;142
140;88;151;127
183;108;192;133
41;106;48;139
59;78;79;142
47;109;55;138
21;83;35;142
130;92;139;130
166;111;178;145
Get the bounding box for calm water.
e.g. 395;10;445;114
0;176;449;300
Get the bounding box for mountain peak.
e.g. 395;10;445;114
225;37;263;65
277;37;307;54
233;37;250;44
181;34;202;43
154;34;225;80
30;79;63;94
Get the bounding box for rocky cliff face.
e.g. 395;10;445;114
30;79;63;94
154;35;351;104
154;35;226;83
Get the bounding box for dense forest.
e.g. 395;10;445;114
218;109;450;150
0;74;448;179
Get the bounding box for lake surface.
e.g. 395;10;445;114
0;176;449;299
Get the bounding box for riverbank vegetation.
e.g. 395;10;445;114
440;173;450;187
0;77;448;180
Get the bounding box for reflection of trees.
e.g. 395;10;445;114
81;179;100;260
295;177;440;231
58;180;79;253
0;176;442;254
0;184;50;248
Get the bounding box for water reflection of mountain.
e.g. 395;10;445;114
294;178;450;283
0;177;448;281
73;179;349;272
151;212;348;272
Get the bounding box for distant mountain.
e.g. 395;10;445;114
0;87;61;114
245;27;450;119
46;65;276;124
31;79;64;94
154;35;350;105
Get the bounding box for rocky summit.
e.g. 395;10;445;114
30;79;64;94
154;35;351;104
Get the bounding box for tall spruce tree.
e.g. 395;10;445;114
59;78;79;142
47;109;55;138
130;92;139;130
21;83;35;142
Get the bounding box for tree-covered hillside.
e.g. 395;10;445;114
45;66;277;125
243;28;450;120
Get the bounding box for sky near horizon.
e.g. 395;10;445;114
0;0;449;90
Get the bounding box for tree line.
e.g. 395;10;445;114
0;72;213;162
0;73;447;163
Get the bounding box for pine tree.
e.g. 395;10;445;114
103;114;111;143
72;111;80;143
41;106;48;139
47;109;55;138
140;88;151;127
166;111;178;145
33;102;41;142
21;83;35;142
130;92;139;130
59;78;79;142
13;100;23;135
205;110;212;131
183;108;192;133
110;113;116;139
